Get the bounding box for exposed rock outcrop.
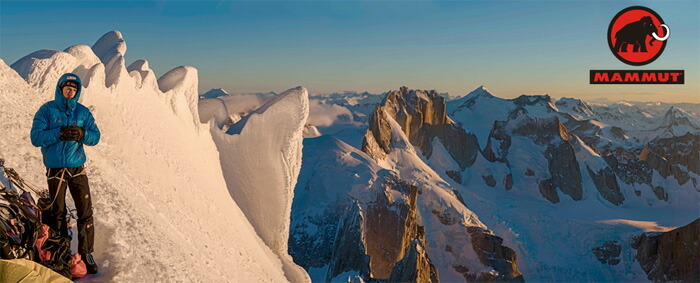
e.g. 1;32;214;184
362;87;479;169
290;137;441;281
640;133;699;188
639;145;692;186
540;137;583;203
388;239;440;283
465;227;524;282
482;174;497;187
632;218;700;282
592;241;621;265
601;147;652;186
483;121;511;163
586;166;624;205
446;170;462;184
364;181;424;279
326;202;371;281
483;115;587;202
652;186;669;201
504;174;514;191
555;97;594;117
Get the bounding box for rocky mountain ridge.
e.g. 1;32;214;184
288;85;698;282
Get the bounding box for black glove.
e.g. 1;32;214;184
59;127;69;140
61;125;85;141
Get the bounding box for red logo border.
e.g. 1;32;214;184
607;6;667;66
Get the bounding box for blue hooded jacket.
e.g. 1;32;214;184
30;73;100;168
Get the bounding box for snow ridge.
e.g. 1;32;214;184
2;31;306;282
212;86;311;282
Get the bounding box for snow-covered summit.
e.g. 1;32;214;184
446;85;494;111
447;88;559;148
659;106;700;129
555;97;594;119
200;88;230;99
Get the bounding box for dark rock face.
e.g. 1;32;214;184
482;174;497;187
601;147;652;186
555;97;594;116
586;166;624;205
504;174;513;191
610;126;626;139
639;145;691;186
388;239;440;283
431;209;460;226
512;94;555;108
446;170;462;184
592;241;621;265
640;133;700;187
562;118;604;150
326;202;371;281
363;181;427;279
540;140;583;203
484;115;588;203
452;189;467;207
483;121;512;163
652;186;668;201
632;218;700;282
288;205;341;269
512;117;571;145
539;180;560;203
465;226;525;282
362;86;480;169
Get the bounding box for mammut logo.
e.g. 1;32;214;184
66;76;77;80
608;6;669;66
591;6;684;85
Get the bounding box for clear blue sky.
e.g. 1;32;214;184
1;0;698;102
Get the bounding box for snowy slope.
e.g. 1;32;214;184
291;133;507;282
306;91;383;148
447;86;559;149
1;31;303;282
376;114;499;281
443;88;700;281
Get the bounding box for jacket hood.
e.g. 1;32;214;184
54;73;83;112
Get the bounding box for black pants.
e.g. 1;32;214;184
43;166;94;255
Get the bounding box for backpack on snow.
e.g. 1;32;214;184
0;190;41;261
0;158;74;278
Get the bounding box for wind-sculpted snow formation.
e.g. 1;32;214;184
212;86;311;283
1;31;309;282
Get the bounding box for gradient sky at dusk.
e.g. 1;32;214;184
1;0;698;102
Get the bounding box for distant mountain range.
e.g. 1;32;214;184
199;73;700;283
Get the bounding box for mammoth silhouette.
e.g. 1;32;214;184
614;16;669;52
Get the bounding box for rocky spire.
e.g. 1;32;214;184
362;87;480;170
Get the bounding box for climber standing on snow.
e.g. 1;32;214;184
30;73;100;274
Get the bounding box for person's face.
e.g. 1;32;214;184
62;86;77;99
